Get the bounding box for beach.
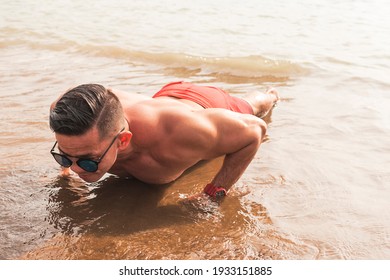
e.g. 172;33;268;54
0;0;389;259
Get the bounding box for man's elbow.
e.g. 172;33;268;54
256;119;267;142
246;120;267;150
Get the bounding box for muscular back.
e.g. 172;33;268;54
109;97;266;184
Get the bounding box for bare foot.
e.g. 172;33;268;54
244;87;280;118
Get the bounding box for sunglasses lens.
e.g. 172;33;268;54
78;160;98;172
52;154;72;167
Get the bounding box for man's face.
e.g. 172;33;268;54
54;127;118;182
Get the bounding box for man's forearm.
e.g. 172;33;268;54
202;114;267;198
210;139;261;192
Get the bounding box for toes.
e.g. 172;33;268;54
265;88;280;104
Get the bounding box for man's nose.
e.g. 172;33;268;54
69;162;84;174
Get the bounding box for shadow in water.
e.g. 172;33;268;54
44;159;225;237
20;159;320;259
45;175;200;236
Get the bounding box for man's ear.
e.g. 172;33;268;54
118;131;132;150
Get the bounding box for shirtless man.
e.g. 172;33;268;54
49;81;279;199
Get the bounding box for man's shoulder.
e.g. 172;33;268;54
126;98;196;119
111;88;151;109
128;100;207;135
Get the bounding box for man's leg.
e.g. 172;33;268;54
243;88;280;118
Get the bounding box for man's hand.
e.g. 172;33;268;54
203;183;227;199
179;192;222;213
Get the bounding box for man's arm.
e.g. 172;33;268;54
173;109;267;196
206;110;266;194
209;124;265;192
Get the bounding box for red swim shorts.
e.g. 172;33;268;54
152;81;254;114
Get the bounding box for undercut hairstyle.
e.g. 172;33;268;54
50;84;124;139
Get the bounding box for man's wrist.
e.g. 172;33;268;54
204;183;227;199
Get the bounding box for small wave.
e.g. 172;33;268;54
1;27;308;81
79;44;308;79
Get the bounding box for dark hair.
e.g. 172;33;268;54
50;84;124;138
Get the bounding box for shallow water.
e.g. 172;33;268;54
1;0;389;259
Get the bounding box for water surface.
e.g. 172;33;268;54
1;0;389;259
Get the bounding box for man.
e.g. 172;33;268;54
50;81;279;199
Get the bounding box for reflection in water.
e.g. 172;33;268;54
46;175;193;236
21;159;318;260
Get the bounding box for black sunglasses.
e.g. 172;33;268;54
50;127;125;172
